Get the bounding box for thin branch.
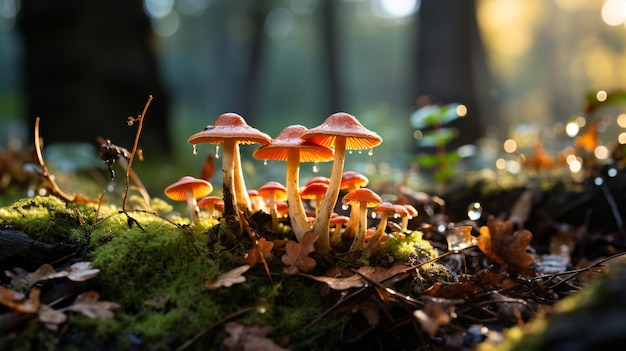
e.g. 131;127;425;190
122;95;153;211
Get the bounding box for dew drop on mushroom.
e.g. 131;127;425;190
368;149;374;156
192;144;198;155
215;145;220;159
312;162;319;173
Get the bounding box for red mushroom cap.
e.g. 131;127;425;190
187;113;271;146
252;125;334;162
197;195;222;208
373;202;397;216
164;176;213;201
300;112;382;150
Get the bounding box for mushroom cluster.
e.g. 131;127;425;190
168;111;393;255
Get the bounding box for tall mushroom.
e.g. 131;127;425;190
253;125;334;241
301;112;382;253
362;202;397;259
341;187;382;252
164;176;213;224
188;113;271;218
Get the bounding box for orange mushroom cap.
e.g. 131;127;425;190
306;176;331;186
197;195;222;208
257;181;288;202
252;125;334;162
341;171;369;191
187;113;271;146
373;202;397;216
164;176;213;201
300;112;382;150
300;182;329;199
342;188;382;208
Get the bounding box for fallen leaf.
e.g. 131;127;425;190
281;232;318;273
476;216;534;273
67;291;120;319
304;271;367;290
246;238;274;267
66;261;100;282
38;305;67;330
0;286;40;313
223;322;289;351
206;265;251;290
5;264;67;290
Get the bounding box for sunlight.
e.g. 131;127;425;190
379;0;420;18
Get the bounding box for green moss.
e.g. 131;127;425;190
379;230;439;262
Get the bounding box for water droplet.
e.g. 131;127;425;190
342;204;349;211
312;162;319;173
467;202;483;220
348;150;353;154
203;125;213;131
192;145;198;155
368;149;374;156
358;150;362;154
215;145;220;159
264;160;268;166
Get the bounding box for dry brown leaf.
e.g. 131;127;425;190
0;285;41;313
414;296;457;336
303;267;371;290
66;262;101;282
38;305;67;330
5;264;67;290
281;232;318;273
246;238;274;267
206;265;251;290
223;322;289;351
476;216;533;273
67;291;120;319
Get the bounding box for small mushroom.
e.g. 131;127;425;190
164;176;213;224
330;214;350;248
257;181;288;232
342;187;382;252
362;202;396;259
253;125;334;241
340;170;370;238
197;195;223;219
301;113;382;253
188;113;271;217
400;204;418;232
300;181;329;217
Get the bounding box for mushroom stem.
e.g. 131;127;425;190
362;213;388;260
185;191;200;224
268;194;278;232
233;143;252;213
221;139;238;218
349;201;367;252
312;137;346;253
286;150;310;241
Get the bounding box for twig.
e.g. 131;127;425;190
176;305;255;351
34;117;98;203
122;95;153;211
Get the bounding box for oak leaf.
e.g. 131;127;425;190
476;216;533;273
246;238;274;267
5;264;67;290
223;322;289;351
281;232;318;273
0;286;41;313
38;305;68;330
206;265;251;290
67;291;120;319
66;261;101;282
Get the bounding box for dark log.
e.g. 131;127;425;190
0;230;76;273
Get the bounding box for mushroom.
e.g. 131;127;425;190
197;195;223;219
340;170;370;238
257;181;288;232
362;202;397;259
400;204;418;232
341;187;382;252
164;176;213;224
330;214;350;248
253;125;334;241
300;181;329;217
188;113;271;217
301;112;382;253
